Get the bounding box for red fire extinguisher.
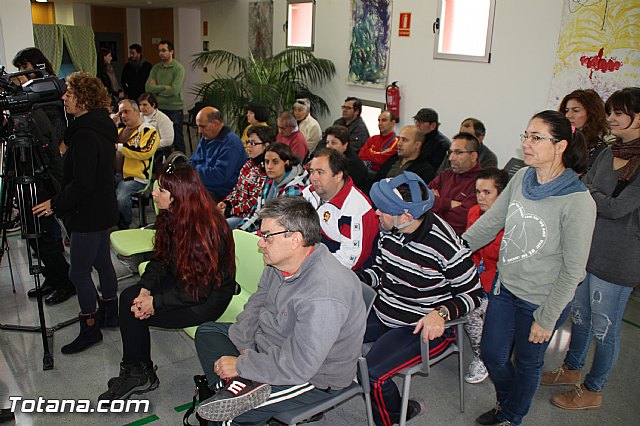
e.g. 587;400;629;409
386;81;401;119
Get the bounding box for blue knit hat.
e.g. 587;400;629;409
370;172;434;219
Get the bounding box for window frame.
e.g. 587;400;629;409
286;0;316;51
433;0;497;63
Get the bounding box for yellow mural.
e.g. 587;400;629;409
548;0;640;106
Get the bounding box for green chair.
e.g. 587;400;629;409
183;229;264;338
111;181;159;280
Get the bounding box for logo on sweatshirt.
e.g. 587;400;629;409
502;201;547;264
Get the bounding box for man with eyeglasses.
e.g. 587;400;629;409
115;99;159;230
333;97;370;153
194;197;367;424
145;40;186;153
413;108;451;171
189;106;247;202
428;132;482;234
437;117;498;174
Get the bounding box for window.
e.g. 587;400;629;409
360;100;385;137
286;0;315;49
433;0;496;63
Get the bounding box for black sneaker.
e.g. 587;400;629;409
476;402;501;425
196;377;271;421
406;399;425;422
99;362;159;402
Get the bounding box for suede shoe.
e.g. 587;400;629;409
406;399;425;422
541;364;581;386
45;287;77;305
196;377;271;421
27;282;55;298
476;402;500;425
99;362;159;401
551;383;602;410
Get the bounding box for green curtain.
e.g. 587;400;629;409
61;25;96;73
33;24;96;75
33;24;63;74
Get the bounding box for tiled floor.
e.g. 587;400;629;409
1;230;639;425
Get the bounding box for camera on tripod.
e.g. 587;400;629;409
0;67;66;116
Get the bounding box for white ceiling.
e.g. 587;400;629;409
50;0;215;9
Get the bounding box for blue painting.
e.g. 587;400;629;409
348;0;392;88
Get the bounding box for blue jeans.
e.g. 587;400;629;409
115;174;146;227
160;108;185;153
481;285;569;425
564;272;633;392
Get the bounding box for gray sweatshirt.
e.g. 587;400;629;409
230;244;366;389
583;148;640;287
463;168;596;330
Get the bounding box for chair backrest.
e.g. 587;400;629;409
232;229;265;295
361;282;377;315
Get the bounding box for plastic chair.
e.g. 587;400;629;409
183;229;264;338
272;283;377;426
110;181;159;280
131;152;156;227
396;317;468;426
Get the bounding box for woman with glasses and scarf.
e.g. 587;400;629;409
463;111;597;426
98;161;236;402
542;87;640;411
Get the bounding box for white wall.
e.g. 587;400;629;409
0;0;34;72
201;0;566;166
175;7;202;111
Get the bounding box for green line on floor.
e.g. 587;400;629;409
174;401;192;412
123;414;160;426
622;318;640;329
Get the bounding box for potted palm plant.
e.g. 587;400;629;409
192;48;336;133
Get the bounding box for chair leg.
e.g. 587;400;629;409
364;392;374;426
457;323;465;412
399;374;412;426
138;196;147;227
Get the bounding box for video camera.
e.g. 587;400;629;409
0;67;66;118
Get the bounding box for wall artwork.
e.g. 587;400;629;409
547;0;640;106
348;0;392;88
249;1;273;60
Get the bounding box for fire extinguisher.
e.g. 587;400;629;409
386;81;401;119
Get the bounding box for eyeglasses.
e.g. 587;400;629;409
447;149;476;156
256;229;292;243
341;105;354;110
520;134;560;144
247;140;266;147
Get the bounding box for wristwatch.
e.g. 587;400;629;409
436;306;450;321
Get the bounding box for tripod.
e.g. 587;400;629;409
0;110;77;371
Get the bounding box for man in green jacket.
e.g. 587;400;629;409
145;40;185;153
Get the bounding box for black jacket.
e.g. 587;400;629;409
344;147;369;190
375;154;436;187
121;60;153;102
141;256;236;321
423;130;451;172
51;108;119;232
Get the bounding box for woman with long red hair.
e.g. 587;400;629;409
99;160;236;402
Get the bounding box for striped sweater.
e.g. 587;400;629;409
360;211;482;328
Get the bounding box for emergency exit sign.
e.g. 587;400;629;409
399;12;411;37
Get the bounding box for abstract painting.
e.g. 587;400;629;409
348;0;392;88
249;1;273;60
547;0;640;107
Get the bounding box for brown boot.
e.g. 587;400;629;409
551;384;602;410
541;364;581;386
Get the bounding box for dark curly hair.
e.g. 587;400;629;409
558;89;609;150
66;71;111;111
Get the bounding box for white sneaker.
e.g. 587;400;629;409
465;358;489;384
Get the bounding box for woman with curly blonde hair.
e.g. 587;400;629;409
34;71;119;354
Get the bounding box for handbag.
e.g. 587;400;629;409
183;375;215;426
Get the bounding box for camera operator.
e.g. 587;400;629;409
1;48;76;305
